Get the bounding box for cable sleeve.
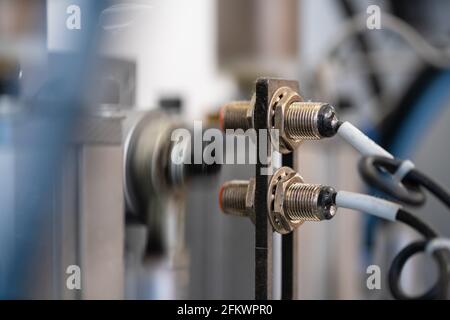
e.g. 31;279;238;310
394;159;415;181
335;191;400;221
337;122;393;158
426;238;450;255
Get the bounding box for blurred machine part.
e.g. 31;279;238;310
12;104;221;299
0;41;220;298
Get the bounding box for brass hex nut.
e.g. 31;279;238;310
268;87;303;154
267;167;304;234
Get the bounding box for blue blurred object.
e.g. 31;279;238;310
391;69;450;159
0;1;107;299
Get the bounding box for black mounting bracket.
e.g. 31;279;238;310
254;78;299;300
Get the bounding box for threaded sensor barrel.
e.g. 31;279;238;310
285;102;339;140
219;180;249;217
284;183;337;221
220;101;251;131
285;102;322;140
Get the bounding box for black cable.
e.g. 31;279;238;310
359;155;450;209
396;209;437;238
358;156;426;206
389;209;449;300
356;154;450;299
334;190;450;299
407;169;450;209
389;240;449;300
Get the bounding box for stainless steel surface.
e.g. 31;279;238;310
30;113;127;299
71;112;126;299
79;145;124;299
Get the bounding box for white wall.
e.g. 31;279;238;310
99;0;235;119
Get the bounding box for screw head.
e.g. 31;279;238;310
317;186;337;220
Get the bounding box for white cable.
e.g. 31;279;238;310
425;238;450;255
335;191;401;221
337;121;393;158
337;122;417;180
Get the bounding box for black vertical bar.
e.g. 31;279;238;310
281;233;294;299
254;78;299;300
282;152;294;300
254;79;272;300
